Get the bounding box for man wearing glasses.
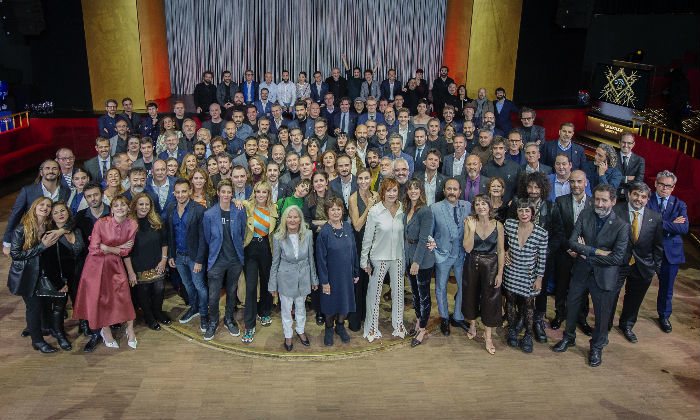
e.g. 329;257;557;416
646;170;688;334
516;107;546;145
616;133;646;199
55;148;78;189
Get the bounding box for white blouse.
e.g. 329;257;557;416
360;202;405;267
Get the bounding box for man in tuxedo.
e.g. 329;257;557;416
2;159;71;255
442;133;467;178
516;107;546;144
380;68;401;102
406;128;429;174
616;133;646;200
553;184;629;367
413;149;446;205
430;178;471;335
646;170;689;333
84;137;112;185
611;182;663;342
493;87;518;134
550;170;593;332
541;122;586;170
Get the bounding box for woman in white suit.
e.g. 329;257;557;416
269;205;318;351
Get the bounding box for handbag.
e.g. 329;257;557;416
35;244;67;298
136;268;165;283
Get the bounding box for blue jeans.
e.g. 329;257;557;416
435;256;465;321
176;255;208;317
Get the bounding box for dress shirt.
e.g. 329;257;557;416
398;126;409;148
340;178;352;205
424;172;437;205
465;176;480;202
389;81;395;100
525;163;540;174
259;82;277;103
172;204;189;254
277;81;296;107
572;194;587;223
340;112;350;133
150;179;170;209
554;176;571;198
234;189;247;201
41;183;61;202
270;182;279;203
452;152;466;177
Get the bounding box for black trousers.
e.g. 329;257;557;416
348;231;369;331
564;272;617;350
408;267;433;329
23;293;67;344
135;279;165;325
534;256;553;313
610;265;653;330
243;237;272;329
207;256;243;324
554;251;590;323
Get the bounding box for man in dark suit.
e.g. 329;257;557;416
239;69;258;104
380;69;402;102
541;122;586;171
405;128;430;174
266;161;292;203
310;71;329;104
145;160;176;218
329;155;358;216
481;137;521;203
611;182;663;342
193;70;217;115
516;107;546;144
458;154;490;202
325;67;347;105
550;170;593;332
121;168;159;207
431;66;454;117
553;184;630;367
442;134;468;178
646;170;688;333
413;149;447;204
254;89;273;117
2;159;71;254
520;142;552;175
332;97;357;136
492;87;518;134
616;133;646;200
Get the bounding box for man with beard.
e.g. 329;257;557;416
366;149;381;191
109;118;130;156
194;71;217;115
481;136;521;202
277;70;297;112
216;70;238;111
375;156;394;192
266;161;291;203
464;120;477;152
392;158;411;202
354;124;370;164
231;109;254;143
492;87;518;134
387;134;414;177
289;101;311;137
517;107;546;145
280;151;301;185
330;154;358;213
312;117;337;153
180;118;198;152
431;65;455;117
325;67;347;105
471;129;494;165
98;99;119;138
481;111;504;137
193;141;208;168
121;168;158;206
269;104;291;134
371;123;391;157
120;97;141;132
553;184;629;367
458;154;490;202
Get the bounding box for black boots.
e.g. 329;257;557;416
519;334;533;353
324;327;334;346
51;309;72;351
335;322;351;343
507;327;518;348
533;312;548;343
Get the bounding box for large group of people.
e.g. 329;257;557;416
4;64;689;367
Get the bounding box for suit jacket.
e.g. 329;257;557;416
145;176;177;217
613;203;663;279
541;140;586;171
84;156;110;184
158;148;186;164
547;173;592;202
389;124;415;149
586;166;623;191
360;80;381;100
2;183;71;244
615;152;645;198
520;162;553;176
269;233;318;298
332;112;357;135
216;81;239;106
254;100;273;117
310;82;329;103
568;209;630;291
271;181;293;202
493;99;518;133
269;117;292;135
165;200;206;265
442;153;466;178
405;146;429;174
646;195;688;264
239;80;259;103
321;106;337;122
404;205;435;268
551;193;592;253
202;203;247;269
329;175;359;211
430;199;471;263
380;79;402;101
357;112;385;125
517;125;546;144
455;174;490;202
412;171;447;203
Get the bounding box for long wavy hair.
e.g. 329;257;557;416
110;195;136;221
50;201;75;231
248;155;268;185
130;192;162;230
275;205;308;242
403;179;427;214
21;197;52;250
179;153;198;179
251;180;273;209
190;168;216;200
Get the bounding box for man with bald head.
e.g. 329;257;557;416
458;154;490;202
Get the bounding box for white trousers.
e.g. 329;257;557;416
363;258;406;342
279;294;307;339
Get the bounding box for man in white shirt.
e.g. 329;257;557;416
277;70;297;111
442;133;467;177
258;72;278;104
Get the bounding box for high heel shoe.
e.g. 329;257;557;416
485;338;496;355
126;330;138;349
411;329;426;347
467;327;477;340
100;329;119;349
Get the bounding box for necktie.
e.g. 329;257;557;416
453;206;459;225
341;113;347;132
623;155;629;172
660;197;666;213
415;148;423;161
630;211;639;265
101;159;108;177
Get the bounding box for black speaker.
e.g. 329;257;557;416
8;0;45;36
555;0;594;29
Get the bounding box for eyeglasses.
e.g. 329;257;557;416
57;157;75;161
520;117;533;121
657;182;675;189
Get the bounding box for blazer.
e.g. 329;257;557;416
517;125;546;144
239;80;259;103
202;203;246;269
310;82;329;103
613;203;663;279
412;170;447;203
550;193;592;253
646;194;688;264
380;79;402;101
520;162;553;176
493;99;518;133
271;181;293;202
405;146;429;174
430;199;471;263
216;81;239;106
404;205;435;269
8;225;47;296
547;173;592;202
83;156;109;185
568;208;630;291
254;100;273;117
360;202;405;267
541;140;586;171
145;176;177;217
321;106;337;122
389;124;416;149
158;148;187;164
441;153;465;178
165;200;206;265
360;80;381;100
269;233;318;298
615;152;646;197
388;152;415;177
357;112;385;125
329;176;359;206
2;183;71;245
332;112;357;135
586;166;623;191
455;174;490;202
242;201;278;247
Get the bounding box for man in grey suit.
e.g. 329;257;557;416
431;178;471;335
442;134;468;178
458;154;490;203
610;182;663;343
616;133;646;200
83;137;112;185
520;142;552;175
553;184;629;367
412;149;447;205
516;107;546;144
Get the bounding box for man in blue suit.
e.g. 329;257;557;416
2;159;70;254
254;88;273;117
332;97;357;135
145;160;176;219
493;87;518;134
310;71;329;103
431;178;471;335
239;69;258;104
541;122;586;171
380;69;402;102
202;179;247;341
646;170;689;333
157;131;187;164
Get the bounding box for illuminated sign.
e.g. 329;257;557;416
586;116;639;140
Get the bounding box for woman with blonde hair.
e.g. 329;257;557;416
190;168;216;208
248;155;267;185
179;153;199;179
269;205;318;351
320;150;338;181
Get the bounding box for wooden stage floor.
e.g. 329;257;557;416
0;191;698;419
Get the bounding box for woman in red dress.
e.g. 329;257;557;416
73;196;139;350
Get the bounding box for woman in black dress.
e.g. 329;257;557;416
316;197;358;346
124;193;170;332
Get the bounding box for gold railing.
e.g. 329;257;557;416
0;111;31;133
631;118;700;158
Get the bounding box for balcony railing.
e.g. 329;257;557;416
0;111;31;134
631;118;700;158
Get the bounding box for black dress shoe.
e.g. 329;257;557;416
157;313;172;325
21;328;30;338
588;348;602;367
620;326;638;343
552;337;575;352
440;318;450;336
518;334;533;353
32;341;58;354
450;318;470;333
315;313;325;326
659;317;672;333
296;332;310;347
550;317;562;330
52;331;72;351
284;340;293;352
80;320;91;337
83;333;102;353
148;322;162;331
533;319;548;343
578;322;593;337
